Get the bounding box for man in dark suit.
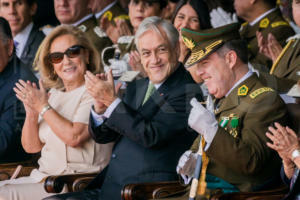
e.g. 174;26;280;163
44;16;202;200
0;0;45;75
0;17;37;163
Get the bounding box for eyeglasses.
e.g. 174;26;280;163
48;45;85;64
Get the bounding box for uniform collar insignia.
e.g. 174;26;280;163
238;85;249;96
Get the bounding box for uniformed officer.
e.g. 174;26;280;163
234;0;295;69
171;23;290;199
54;0;113;70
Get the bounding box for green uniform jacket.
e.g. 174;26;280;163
259;36;300;93
96;1;129;26
77;16;113;70
191;74;289;192
240;9;295;69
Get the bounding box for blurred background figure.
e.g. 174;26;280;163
234;0;295;69
172;0;211;63
162;0;180;22
0;17;37;163
0;25;113;200
256;0;300;93
0;0;45;75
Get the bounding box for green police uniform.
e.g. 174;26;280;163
190;74;288;192
240;8;295;69
96;1;130;27
162;24;290;200
258;35;300;93
77;16;113;70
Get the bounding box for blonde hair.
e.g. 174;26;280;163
34;25;102;89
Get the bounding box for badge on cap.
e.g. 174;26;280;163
182;35;196;50
259;18;269;28
238;85;248;96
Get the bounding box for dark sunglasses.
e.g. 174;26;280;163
48;45;85;64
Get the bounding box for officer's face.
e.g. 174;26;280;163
54;0;90;24
49;34;88;87
189;51;234;99
0;0;36;36
138;29;178;84
0;37;13;72
129;0;161;31
234;0;251;20
293;0;300;27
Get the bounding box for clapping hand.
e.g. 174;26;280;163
85;69;122;113
256;31;282;62
14;79;49;116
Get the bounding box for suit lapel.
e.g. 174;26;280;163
21;26;37;59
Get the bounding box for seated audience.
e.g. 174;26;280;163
256;0;300;93
235;0;295;69
44;16;203;200
172;0;211;63
266;122;300;199
0;17;37;163
54;0;113;65
0;25;113;200
0;0;45;75
174;23;289;199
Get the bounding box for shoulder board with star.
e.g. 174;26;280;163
249;87;274;99
94;26;107;38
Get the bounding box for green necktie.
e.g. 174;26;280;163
142;83;156;105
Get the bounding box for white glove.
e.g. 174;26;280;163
210;7;238;28
107;59;130;77
188;98;218;144
176;150;197;184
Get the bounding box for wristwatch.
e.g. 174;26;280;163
291;149;300;160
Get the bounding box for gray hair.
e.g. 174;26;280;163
135;16;179;51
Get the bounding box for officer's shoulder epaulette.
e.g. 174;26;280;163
114;15;130;21
271;21;289;28
249;87;274;99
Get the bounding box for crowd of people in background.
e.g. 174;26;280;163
0;0;299;200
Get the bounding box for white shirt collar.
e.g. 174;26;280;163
71;14;93;26
149;81;163;90
14;22;33;58
250;8;277;26
225;69;253;97
95;0;117;19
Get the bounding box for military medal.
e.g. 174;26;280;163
219;116;229;128
230;115;239;138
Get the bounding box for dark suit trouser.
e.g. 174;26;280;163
43;189;101;200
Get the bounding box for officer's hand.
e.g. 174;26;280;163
176;150;197;184
210;7;238;28
188;98;218;144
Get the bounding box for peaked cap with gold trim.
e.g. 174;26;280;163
181;23;241;67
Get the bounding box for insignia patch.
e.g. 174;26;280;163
78;25;87;32
238;85;248;96
271;21;288;28
103;11;113;21
94;26;107;38
250;87;274;99
182;35;196;50
259;18;269;28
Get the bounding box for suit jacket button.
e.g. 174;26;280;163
112;154;117;158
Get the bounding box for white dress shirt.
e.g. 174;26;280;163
14;22;33;58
